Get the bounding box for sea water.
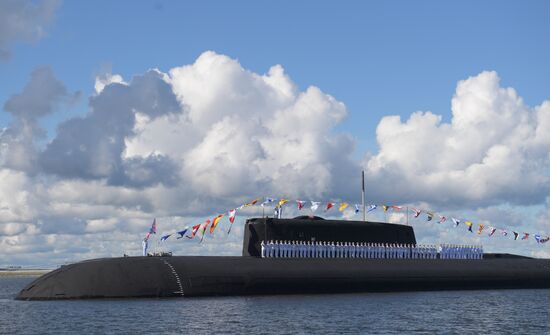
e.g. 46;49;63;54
1;276;550;335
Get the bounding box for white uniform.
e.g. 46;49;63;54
142;239;148;256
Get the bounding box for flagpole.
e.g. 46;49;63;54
361;170;366;222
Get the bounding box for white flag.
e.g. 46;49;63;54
261;198;275;207
311;201;320;212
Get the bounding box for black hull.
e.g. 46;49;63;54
16;256;550;300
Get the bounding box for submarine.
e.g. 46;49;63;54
16;216;550;300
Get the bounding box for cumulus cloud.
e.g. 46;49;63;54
128;52;357;201
0;52;358;265
1;67;79;173
94;73;126;94
40;70;181;187
0;0;60;60
2;52;550;266
364;71;550;207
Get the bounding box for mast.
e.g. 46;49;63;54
362;170;366;222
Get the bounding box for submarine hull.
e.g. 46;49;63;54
16;256;550;300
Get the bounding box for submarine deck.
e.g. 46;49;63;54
16;255;550;300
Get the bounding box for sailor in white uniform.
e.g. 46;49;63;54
142;238;148;257
261;241;266;258
275;240;280;258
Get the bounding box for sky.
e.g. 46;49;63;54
1;0;550;267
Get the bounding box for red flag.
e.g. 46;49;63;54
210;215;224;234
144;218;157;241
200;220;212;242
187;224;201;239
201;220;211;235
325;202;335;211
297;200;305;210
522;233;529;240
149;218;157;234
228;209;236;223
243;198;259;207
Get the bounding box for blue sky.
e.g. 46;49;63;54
2;1;549;154
1;0;550;265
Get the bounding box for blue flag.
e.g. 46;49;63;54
176;229;188;239
160;234;171;242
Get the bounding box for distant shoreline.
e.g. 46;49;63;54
0;269;51;277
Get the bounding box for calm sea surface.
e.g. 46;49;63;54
1;276;550;335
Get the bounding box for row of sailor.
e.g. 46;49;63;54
260;241;449;259
440;244;483;259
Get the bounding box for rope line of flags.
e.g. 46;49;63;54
144;197;550;246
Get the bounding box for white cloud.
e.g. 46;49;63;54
94;73;126;94
364;71;550;207
2;53;550;266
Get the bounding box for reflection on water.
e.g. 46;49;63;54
2;276;550;334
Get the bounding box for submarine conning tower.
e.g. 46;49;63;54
242;216;416;257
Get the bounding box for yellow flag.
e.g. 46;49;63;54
278;199;289;207
209;214;224;234
339;203;349;212
244;198;260;207
383;205;389;212
477;224;485;235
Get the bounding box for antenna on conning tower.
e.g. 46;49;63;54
362;170;366;222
